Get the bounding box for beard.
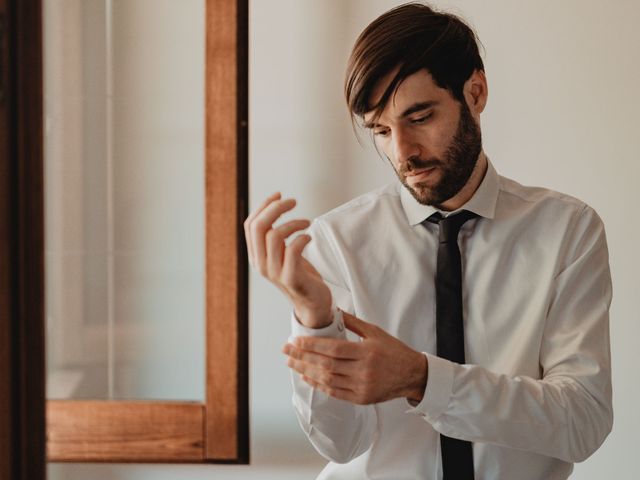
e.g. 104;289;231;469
393;101;482;207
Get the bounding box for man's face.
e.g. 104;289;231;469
363;69;482;207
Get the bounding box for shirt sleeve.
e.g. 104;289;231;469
406;205;613;463
288;219;378;464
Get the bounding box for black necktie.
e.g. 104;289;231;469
425;210;478;480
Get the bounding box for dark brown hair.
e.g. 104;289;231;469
345;2;484;122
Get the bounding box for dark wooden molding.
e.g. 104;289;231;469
0;0;46;479
0;0;14;476
235;0;250;464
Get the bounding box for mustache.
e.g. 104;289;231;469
398;157;442;176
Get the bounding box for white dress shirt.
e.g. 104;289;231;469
289;160;613;480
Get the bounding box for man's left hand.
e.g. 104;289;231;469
283;311;428;405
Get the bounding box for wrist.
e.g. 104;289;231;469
405;352;428;403
293;305;334;329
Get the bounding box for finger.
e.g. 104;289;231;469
284;232;312;262
342;311;380;339
250;198;297;274
265;228;285;280
245;191;281;225
292;336;364;360
301;375;356;402
276;219;311;238
265;219;311;279
283;343;360;376
280;234;312;289
280;233;312;278
244;192;281;265
286;357;354;390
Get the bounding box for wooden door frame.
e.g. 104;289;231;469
0;0;46;479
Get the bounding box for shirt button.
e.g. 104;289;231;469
337;322;344;332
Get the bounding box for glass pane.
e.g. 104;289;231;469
44;0;205;401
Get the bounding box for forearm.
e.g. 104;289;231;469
291;369;378;463
289;310;377;463
411;355;612;463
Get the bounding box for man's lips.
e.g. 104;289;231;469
405;166;437;183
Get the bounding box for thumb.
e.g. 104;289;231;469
341;310;379;339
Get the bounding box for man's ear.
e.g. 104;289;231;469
464;69;488;116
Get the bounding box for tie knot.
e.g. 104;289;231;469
426;210;478;243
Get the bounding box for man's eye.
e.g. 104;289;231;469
373;129;390;137
411;113;432;124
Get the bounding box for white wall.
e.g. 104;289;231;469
49;0;639;478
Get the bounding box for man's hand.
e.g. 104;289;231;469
283;311;428;404
244;192;333;328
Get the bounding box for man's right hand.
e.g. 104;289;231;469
244;192;333;329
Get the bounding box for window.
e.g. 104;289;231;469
44;0;249;463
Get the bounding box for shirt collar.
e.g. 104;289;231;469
400;157;499;226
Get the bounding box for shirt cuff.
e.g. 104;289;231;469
289;306;346;341
405;353;455;421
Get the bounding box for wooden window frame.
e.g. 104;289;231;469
45;0;249;464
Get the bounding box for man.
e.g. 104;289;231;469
245;3;612;479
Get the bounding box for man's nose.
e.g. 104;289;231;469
392;129;421;164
